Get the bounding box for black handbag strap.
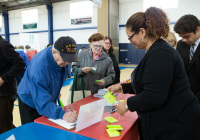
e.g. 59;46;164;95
71;68;85;103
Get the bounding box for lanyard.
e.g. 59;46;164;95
92;50;102;61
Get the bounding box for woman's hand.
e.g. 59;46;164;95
0;77;4;87
82;67;92;73
107;84;122;94
117;100;129;116
95;79;105;85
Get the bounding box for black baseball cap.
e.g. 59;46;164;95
54;36;79;62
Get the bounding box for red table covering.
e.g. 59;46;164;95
34;93;140;140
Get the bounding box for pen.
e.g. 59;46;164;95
69;107;73;112
70;123;77;127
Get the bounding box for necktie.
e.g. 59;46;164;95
189;44;196;61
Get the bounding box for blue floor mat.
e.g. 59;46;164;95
119;66;135;70
62;78;74;87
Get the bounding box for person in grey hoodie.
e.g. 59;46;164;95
72;33;115;94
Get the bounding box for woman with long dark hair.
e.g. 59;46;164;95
103;36;120;87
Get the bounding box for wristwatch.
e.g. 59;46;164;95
125;103;128;109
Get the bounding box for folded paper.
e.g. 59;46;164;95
107;125;123;130
104;90;116;105
104;116;118;123
106;129;121;137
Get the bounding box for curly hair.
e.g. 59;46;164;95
126;7;169;39
88;33;105;43
174;14;200;34
104;36;114;56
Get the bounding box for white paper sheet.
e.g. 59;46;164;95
48;118;76;130
75;98;106;132
6;134;16;140
94;88;108;98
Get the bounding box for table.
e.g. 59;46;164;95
35;93;140;140
0;122;95;140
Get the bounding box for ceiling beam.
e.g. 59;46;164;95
0;0;73;11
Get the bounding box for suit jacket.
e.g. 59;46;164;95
122;39;200;140
0;36;25;97
176;40;200;101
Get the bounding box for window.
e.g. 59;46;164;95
22;9;38;24
70;1;93;18
143;0;178;10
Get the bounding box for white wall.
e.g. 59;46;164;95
53;1;97;44
6;1;97;51
8;5;48;50
2;0;200;49
119;0;200;43
0;16;5;35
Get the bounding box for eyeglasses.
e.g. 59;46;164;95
104;42;111;45
92;44;103;49
54;48;60;55
128;32;137;41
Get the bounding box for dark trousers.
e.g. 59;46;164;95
0;96;15;134
16;69;26;86
18;97;41;125
138;118;144;140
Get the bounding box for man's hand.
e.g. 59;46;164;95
82;67;92;73
107;84;122;94
0;77;5;87
63;111;78;123
117;100;129;116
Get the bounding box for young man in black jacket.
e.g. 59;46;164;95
174;14;200;102
0;36;25;134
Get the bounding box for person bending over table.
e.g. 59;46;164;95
108;7;200;140
71;33;115;94
17;36;78;124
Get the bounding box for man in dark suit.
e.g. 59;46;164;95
0;36;25;133
174;14;200;101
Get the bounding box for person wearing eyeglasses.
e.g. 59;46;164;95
17;36;78;125
72;33;115;94
103;36;120;87
108;7;200;140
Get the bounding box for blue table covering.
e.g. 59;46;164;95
0;122;96;140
